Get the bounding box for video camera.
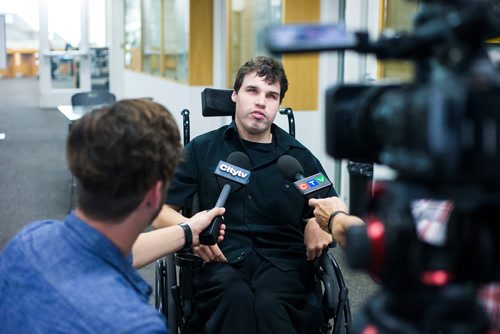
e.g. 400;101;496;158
266;0;500;332
267;0;500;187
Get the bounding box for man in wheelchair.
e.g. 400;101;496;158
153;56;346;333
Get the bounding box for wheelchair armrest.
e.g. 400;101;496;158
174;251;204;269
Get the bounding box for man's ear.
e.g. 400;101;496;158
145;181;163;210
231;90;237;103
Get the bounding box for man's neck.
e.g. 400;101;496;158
74;208;144;258
237;126;273;143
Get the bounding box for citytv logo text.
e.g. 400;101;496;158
219;163;249;179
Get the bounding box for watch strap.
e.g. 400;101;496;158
179;222;192;250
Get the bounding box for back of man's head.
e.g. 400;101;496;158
233;56;289;103
66;98;181;221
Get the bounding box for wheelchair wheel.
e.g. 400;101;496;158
165;254;179;333
318;251;352;334
154;259;165;312
155;255;180;333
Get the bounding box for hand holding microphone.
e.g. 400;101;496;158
199;151;251;245
277;155;336;259
186;207;227;246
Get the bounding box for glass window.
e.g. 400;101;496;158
143;0;162;75
123;0;190;82
124;0;142;71
227;0;282;86
89;0;106;48
47;0;82;89
88;0;109;90
379;0;419;81
163;0;189;82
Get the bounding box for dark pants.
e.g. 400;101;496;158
190;252;317;334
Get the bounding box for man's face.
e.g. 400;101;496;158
232;73;281;142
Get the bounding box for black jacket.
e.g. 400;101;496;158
166;122;337;271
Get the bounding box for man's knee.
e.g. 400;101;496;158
195;265;254;307
219;278;254;304
254;293;286;317
195;277;256;333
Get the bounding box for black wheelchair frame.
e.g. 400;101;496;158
155;88;352;334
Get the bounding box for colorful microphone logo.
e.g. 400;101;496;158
294;173;332;198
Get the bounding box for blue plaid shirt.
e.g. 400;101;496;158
0;212;167;333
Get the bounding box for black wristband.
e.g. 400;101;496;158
327;210;348;233
179;223;192;250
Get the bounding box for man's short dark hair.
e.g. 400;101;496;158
233;56;289;103
66;99;181;221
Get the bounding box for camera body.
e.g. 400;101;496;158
267;0;500;331
325;76;500;188
322;1;500;186
320;0;500;286
267;0;500;189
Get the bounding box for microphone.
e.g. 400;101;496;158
199;151;251;245
278;156;339;252
277;155;332;199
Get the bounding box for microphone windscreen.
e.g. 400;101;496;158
277;155;304;181
226;151;251;170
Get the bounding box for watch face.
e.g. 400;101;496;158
487;44;500;72
489;0;500;12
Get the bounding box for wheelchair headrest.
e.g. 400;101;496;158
201;88;235;117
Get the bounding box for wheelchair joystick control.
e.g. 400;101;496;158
200;152;251;245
